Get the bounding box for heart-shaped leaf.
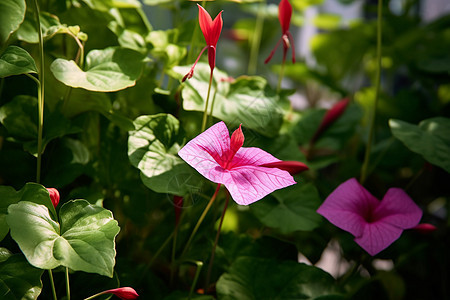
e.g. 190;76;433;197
6;200;120;277
251;183;322;233
390;117;450;173
216;257;342;299
0;183;56;242
50;47;146;92
128;113;203;195
0;0;26;46
0;46;37;78
0;252;44;300
172;63;289;137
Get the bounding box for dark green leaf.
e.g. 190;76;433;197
6;200;120;277
216;257;341;299
251;183;322;233
390;117;450;173
50;47;146;92
0;46;37;78
0;253;44;300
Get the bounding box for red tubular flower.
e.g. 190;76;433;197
310;98;350;144
265;0;295;64
46;188;60;208
261;161;309;175
99;287;139;300
183;4;223;82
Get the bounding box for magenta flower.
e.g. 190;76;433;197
46;188;60;208
317;178;422;256
178;121;296;205
183;4;223;82
265;0;296;64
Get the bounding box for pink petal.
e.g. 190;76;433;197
229;147;281;168
278;0;292;34
223;165;296;205
210;11;223;46
373;188;422;229
178;122;230;174
317;178;379;237
355;221;403;256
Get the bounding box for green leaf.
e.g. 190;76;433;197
0;46;37;78
216;257;341;299
0;0;26;46
251;183;322;233
0;253;44;300
50;47;145;92
6;200;120;277
389;117;450;173
0;183;56;242
172;63;289;137
128;113;203;195
0;95;80;156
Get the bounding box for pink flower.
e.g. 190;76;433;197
99;287;139;299
183;4;223;82
46;188;60;208
317;178;422;256
178;122;296;205
265;0;295;64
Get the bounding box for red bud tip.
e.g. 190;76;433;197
46;188;60;208
412;223;437;234
311;98;350;144
278;0;293;34
261;161;309;175
100;287;139;300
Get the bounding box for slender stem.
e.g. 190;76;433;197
248;0;265;74
187;260;203;300
205;192;229;291
201;71;214;132
48;270;57;300
65;267;71;300
181;184;221;258
360;0;382;184
277;60;286;93
32;0;45;184
207;83;218;127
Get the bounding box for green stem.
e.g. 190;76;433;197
204;192;229;291
187;260;203;300
248;0;265;74
181;184;221;258
207;83;218;127
277;60;286;93
32;0;45;184
360;0;382;185
65;267;70;300
201;71;214;132
48;270;57;300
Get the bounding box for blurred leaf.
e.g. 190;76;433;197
0;0;25;46
173;63;289;137
390;117;450;173
16;12;73;44
251;183;322;233
108;21;147;54
50;47;146;92
6;200;120;277
147;30;186;68
128;113;203;195
216;257;342;299
0;253;44;300
313;14;341;30
0;46;37;78
0;183;56;242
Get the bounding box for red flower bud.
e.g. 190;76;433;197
100;287;139;300
261;161;309;175
46;188;60;208
311;98;350;144
412;223;437;234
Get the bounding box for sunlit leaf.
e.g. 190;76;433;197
50;47;146;92
6;200;120;277
390;117;450;173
